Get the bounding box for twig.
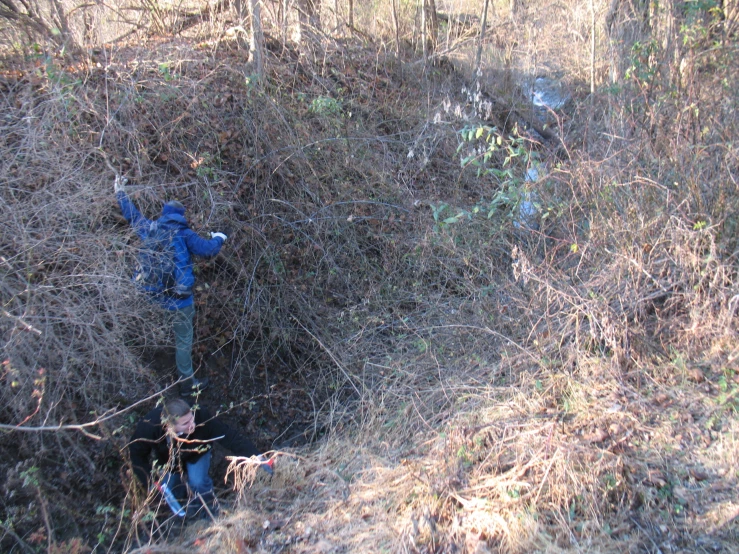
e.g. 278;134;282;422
194;492;217;522
0;308;42;335
95;147;121;177
292;316;362;397
0;519;35;554
36;487;54;551
629;516;663;554
425;324;540;364
128;546;194;554
532;446;560;505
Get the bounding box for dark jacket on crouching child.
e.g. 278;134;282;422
129;404;260;489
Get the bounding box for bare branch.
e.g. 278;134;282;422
0;383;182;438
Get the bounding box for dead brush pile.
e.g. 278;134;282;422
0;39;514;550
1;20;739;554
199;31;739;554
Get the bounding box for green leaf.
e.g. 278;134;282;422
431;203;447;222
475;127;485;139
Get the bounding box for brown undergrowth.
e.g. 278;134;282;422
1;11;739;554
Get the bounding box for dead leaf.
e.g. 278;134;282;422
586;428;609;443
653;393;670;406
645;469;667;487
689;467;710;481
688;368;705;382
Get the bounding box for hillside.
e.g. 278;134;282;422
1;2;739;553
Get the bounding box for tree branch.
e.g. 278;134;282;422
0;383;183;438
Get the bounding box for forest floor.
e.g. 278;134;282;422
1;28;739;554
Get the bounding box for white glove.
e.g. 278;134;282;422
114;175;128;193
210;232;227;241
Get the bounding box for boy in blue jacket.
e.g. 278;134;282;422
114;176;227;395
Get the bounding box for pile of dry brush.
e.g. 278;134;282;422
200;26;739;550
1;4;739;550
0;38;507;547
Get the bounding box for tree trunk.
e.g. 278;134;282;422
299;0;321;41
726;0;738;37
392;0;400;56
426;0;438;52
421;0;427;61
590;0;595;96
250;0;265;81
474;0;491;79
280;0;289;45
49;0;75;50
0;0;77;51
234;0;246;21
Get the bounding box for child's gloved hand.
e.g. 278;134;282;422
114;175;128;193
258;455;274;476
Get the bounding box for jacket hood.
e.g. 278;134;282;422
157;211;189;230
162;201;186;217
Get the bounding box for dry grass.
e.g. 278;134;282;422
1;1;739;552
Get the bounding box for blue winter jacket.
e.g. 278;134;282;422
116;191;225;310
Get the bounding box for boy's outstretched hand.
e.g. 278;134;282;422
114;175;128;193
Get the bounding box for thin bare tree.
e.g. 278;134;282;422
298;0;321;43
280;0;290;45
474;0;492;79
392;0;400;56
510;0;519;22
250;0;266;80
421;0;427;61
426;0;438;52
590;0;596;96
0;0;77;51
